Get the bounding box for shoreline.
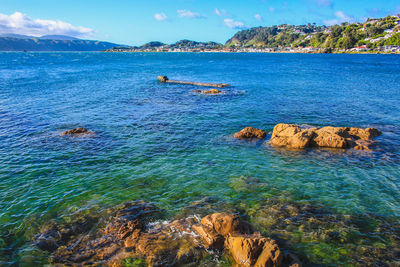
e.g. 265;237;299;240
0;50;399;54
102;50;400;55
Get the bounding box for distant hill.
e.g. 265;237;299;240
0;33;34;39
0;35;120;51
105;39;223;52
39;35;80;40
226;15;400;50
140;41;165;49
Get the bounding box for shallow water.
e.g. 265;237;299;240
0;52;400;265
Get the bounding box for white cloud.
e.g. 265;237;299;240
177;9;205;19
224;19;247;30
254;14;263;22
335;11;352;21
215;8;228;17
324;10;354;25
154;13;168;21
0;12;93;37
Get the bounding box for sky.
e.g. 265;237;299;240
0;0;399;46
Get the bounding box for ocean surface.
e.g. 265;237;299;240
1;52;400;266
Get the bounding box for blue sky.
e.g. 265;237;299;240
0;0;399;45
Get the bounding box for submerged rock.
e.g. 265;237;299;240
33;213;98;252
269;123;381;150
60;127;93;136
192;88;223;94
234;127;267;139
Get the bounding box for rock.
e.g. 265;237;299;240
60;127;93;136
158;76;169;83
36;204;297;267
158;76;230;87
287;129;316;149
192;88;222;94
234;127;267;139
270;123;381;150
348;127;382;140
33;214;98;252
313;127;348;148
283;252;302;267
35;237;59;251
225;234;283;267
192;213;253;249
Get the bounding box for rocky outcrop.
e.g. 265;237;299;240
158;75;230;88
60;127;93;136
234;127;267;139
192;213;253;249
270;124;381;150
225;234;282;267
192;88;223;94
35;202;298;266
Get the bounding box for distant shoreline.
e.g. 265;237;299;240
102;50;400;55
0;50;399;54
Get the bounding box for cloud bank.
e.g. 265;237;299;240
0;12;93;37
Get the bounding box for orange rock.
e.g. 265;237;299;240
269;123;381;150
192;213;253;249
37;206;297;267
225;234;283;267
313;128;348;148
353;139;373;150
270;124;303;148
287;129;316;149
348;127;382;140
271;124;301;139
234;127;267;139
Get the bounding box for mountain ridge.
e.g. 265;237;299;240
0;35;120;51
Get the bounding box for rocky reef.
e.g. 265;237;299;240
269;123;381;150
234;127;267;139
34;201;300;266
32;197;400;266
60;127;94;136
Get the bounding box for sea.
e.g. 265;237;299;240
0;52;400;266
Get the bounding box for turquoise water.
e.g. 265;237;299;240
1;52;400;265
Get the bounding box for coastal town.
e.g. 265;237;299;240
105;14;400;54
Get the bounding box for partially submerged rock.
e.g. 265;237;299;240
234;127;267;139
60;127;93;136
225;234;282;267
34;202;298;266
158;75;230;88
270;123;381;150
192;88;223;94
192;213;253;249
